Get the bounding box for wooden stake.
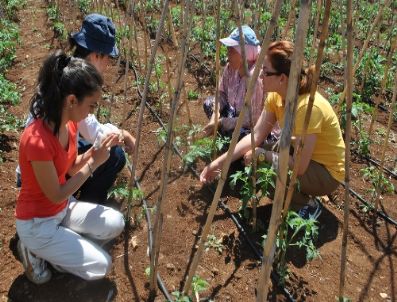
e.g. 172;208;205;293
282;0;331;216
310;0;322;64
149;0;194;296
129;0;170;226
234;1;259;230
373;68;397;212
167;5;179;47
164;53;174;111
182;85;193;127
211;0;221;155
336;0;391;112
338;0;353;298
141;3;149;69
256;1;311;301
282;0;297;39
182;0;284;296
368;37;397;137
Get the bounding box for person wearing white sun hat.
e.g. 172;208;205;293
202;25;280;143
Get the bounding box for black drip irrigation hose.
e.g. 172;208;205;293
363;154;397;180
143;101;296;302
125;167;174;301
341;183;397;227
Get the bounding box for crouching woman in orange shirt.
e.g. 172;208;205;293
16;50;124;284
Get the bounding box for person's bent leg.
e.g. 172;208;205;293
16;209;112;281
62;198;125;243
291;160;340;210
78;144;126;203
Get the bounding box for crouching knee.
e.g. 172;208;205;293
105;210;125;239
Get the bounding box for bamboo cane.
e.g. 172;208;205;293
180;0;184;25
282;0;331;216
336;0;391;111
128;0;170;225
256;1;311;301
368;37;397;136
211;0;221;156
141;3;149;69
129;1;142;71
182;0;284;296
148;1;194;297
373;69;397;212
182;85;193;127
310;0;322;64
165;54;173;114
339;0;354;301
338;1;353;298
212;0;221;159
234;0;259;230
167;5;179;47
282;0;297;39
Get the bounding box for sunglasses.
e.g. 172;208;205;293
262;70;282;77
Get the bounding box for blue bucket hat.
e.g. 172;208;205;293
220;25;260;47
72;13;119;58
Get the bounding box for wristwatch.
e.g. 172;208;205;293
257;150;266;162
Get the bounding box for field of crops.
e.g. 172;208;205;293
0;0;396;301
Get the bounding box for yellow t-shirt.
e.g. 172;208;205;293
265;92;345;182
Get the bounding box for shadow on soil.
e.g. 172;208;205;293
8;272;117;302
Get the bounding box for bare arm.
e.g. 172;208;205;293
31;134;117;203
68;148;93;176
292;134;316;175
200;110;277;183
254;133;316;175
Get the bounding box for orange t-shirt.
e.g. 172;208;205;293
16;119;78;219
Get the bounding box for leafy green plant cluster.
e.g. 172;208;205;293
183;134;229;167
264;211;320;285
169;275;209;302
1;0;26;20
204;233;224;254
0;12;23;134
155;124;228;166
0;74;20;105
190;10;232;63
76;0;90;14
108;184;144;201
0;19;19;73
170;6;182;28
356;48;386;101
360;166;395;197
187;90;199;100
47;4;67;40
229;164;276;219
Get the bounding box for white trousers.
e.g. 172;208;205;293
16;197;125;280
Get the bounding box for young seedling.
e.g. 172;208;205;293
183;134;230;167
360;166;395;200
204;233;224;254
263;211;320;285
229;163;276;221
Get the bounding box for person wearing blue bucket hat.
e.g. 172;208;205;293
202;25;280;144
67;13;136;203
71;13;119;59
15;13;136;205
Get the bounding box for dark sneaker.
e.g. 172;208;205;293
9;232;20;262
298;197;323;220
17;241;52;284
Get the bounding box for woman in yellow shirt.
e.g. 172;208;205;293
200;41;345;219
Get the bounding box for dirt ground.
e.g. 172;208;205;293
0;1;396;301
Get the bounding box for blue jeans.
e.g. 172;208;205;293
76;139;126;203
